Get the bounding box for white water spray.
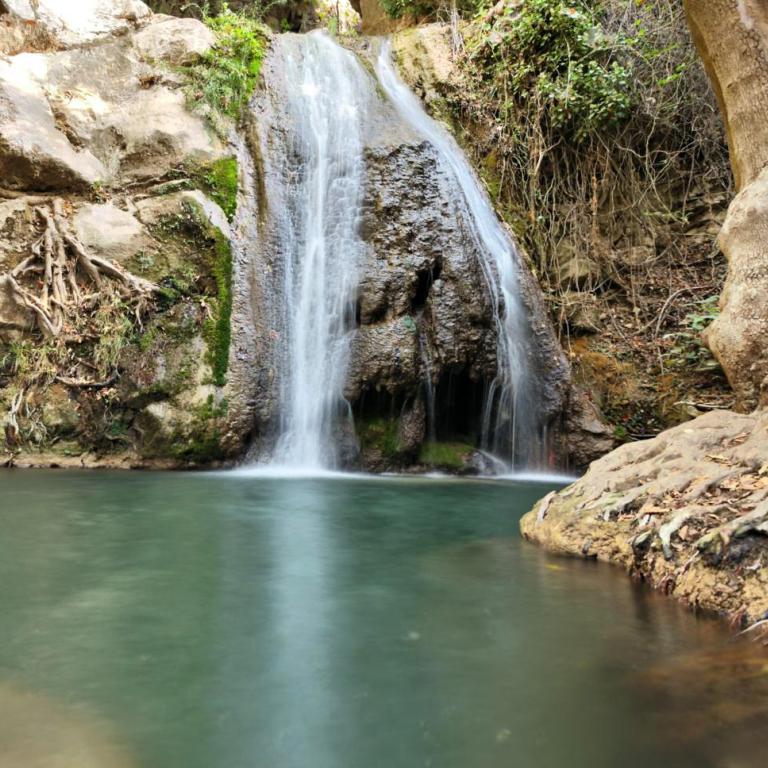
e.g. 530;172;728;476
261;33;369;469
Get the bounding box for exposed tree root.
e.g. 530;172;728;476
7;199;158;341
2;198;161;448
3;389;24;447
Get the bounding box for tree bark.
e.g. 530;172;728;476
685;0;768;410
685;0;768;190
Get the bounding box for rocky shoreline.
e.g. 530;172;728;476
521;409;768;632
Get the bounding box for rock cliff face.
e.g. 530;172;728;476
389;25;616;469
0;1;252;467
243;36;569;472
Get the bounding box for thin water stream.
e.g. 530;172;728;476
376;42;541;465
0;471;766;768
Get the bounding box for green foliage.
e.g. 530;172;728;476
150;200;234;386
664;296;721;372
471;0;632;141
185;8;268;121
454;0;731;313
419;441;473;469
357;417;401;458
92;303;134;379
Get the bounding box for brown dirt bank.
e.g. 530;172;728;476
521;409;768;632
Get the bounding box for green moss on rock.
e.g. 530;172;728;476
197;157;239;221
357;416;401;459
204;229;233;387
419;441;474;470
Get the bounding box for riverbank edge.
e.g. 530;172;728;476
0;450;223;471
520;409;768;632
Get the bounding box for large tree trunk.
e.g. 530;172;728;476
685;0;768;410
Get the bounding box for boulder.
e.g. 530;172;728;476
559;387;616;470
0;36;224;189
0;55;106;190
132;15;216;66
346;317;420;400
521;408;768;625
1;0;152;48
558;290;602;333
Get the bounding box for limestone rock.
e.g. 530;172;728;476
391;25;460;108
133;15;215;66
558;290;602;333
43;39;224;183
560;387;616;470
522;408;768;624
73;202;149;263
0;55;106;190
2;0;152;48
554;246;602;288
396;397;426;455
346;318;420;400
0;34;224;190
35;383;79;436
0;274;34;339
705;168;768;410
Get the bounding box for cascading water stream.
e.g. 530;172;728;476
257;33;369;470
376;42;541;467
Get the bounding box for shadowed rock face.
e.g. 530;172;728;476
348;140;498;401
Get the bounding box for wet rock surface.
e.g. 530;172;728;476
246;35;570;471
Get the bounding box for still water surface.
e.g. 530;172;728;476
0;471;767;768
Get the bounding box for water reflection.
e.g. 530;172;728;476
0;471;766;768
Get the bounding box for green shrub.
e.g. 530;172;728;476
419;441;473;469
664;295;721;372
185;9;269;121
470;0;633;141
452;0;730;299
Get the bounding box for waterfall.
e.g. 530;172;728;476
375;42;541;467
255;32;369;470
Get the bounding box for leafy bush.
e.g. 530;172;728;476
454;0;730;290
665;296;721;371
184;9;268;120
472;0;653;142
